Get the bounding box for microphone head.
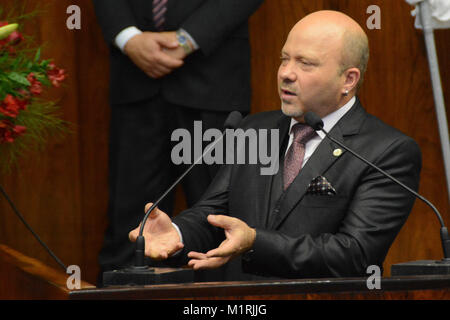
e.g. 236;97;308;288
224;111;243;129
304;111;324;131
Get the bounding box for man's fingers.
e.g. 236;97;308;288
188;257;215;270
206;241;235;258
146;242;184;260
187;252;231;270
144;202;155;213
147;247;167;260
207;214;236;230
128;223;141;242
148;63;173;77
154;32;179;49
187;251;211;270
156;52;184;69
128;229;137;242
174;242;185;252
144;202;166;218
188;251;207;260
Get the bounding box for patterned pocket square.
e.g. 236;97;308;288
306;176;336;195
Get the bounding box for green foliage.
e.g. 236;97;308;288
0;3;68;173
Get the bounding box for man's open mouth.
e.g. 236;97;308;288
281;89;296;96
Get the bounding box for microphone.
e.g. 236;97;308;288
103;111;243;286
304;111;450;275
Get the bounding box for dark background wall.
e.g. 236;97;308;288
0;0;448;285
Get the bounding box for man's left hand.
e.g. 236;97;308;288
187;215;256;270
160;31;189;60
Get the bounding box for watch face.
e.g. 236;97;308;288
178;35;187;44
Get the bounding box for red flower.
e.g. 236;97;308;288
13;124;26;135
0;119;26;144
27;73;43;95
6;30;23;46
0;94;22;118
47;62;67;87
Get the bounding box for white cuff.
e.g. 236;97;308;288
172;223;184;244
114;26;143;53
171;223;184;256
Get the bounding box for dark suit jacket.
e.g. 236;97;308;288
171;98;422;280
92;0;264;110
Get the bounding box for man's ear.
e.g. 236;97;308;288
343;67;360;94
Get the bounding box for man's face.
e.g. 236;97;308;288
278;23;345;120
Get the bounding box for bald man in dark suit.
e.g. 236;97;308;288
129;10;421;281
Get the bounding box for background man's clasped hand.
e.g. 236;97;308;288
128;203;256;270
124;31;188;79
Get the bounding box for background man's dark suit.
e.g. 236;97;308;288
92;0;264;274
92;0;263;109
170;98;422;281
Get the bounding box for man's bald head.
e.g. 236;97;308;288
278;10;370;119
291;11;369;91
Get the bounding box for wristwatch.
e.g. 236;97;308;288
176;30;194;55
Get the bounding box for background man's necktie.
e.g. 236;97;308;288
153;0;167;31
283;123;316;190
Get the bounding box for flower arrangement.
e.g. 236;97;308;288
0;12;68;172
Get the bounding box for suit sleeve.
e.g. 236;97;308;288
92;0;138;44
181;0;264;56
168;114;254;266
167;164;232;266
242;137;422;278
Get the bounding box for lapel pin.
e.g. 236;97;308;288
333;148;343;157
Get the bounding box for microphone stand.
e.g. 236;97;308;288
305;111;450;275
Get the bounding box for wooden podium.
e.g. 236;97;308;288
1;244;449;300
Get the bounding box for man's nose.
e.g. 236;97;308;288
279;63;296;82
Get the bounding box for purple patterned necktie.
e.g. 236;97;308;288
153;0;167;31
283;123;316;190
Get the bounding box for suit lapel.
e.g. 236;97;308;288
270;98;366;229
254;114;290;228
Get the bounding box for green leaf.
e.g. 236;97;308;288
34;48;41;62
35;73;50;86
40;59;50;68
8;71;30;86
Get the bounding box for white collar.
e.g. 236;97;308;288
289;96;356;138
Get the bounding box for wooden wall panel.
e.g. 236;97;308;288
72;0;110;286
0;0;448;286
0;0;110;284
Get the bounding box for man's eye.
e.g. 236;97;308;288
280;57;289;65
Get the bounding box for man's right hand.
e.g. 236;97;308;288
129;203;184;260
124;32;184;79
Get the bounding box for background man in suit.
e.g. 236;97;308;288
92;0;264;277
129;10;422;281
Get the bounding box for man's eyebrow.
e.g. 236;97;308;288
281;51;315;62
